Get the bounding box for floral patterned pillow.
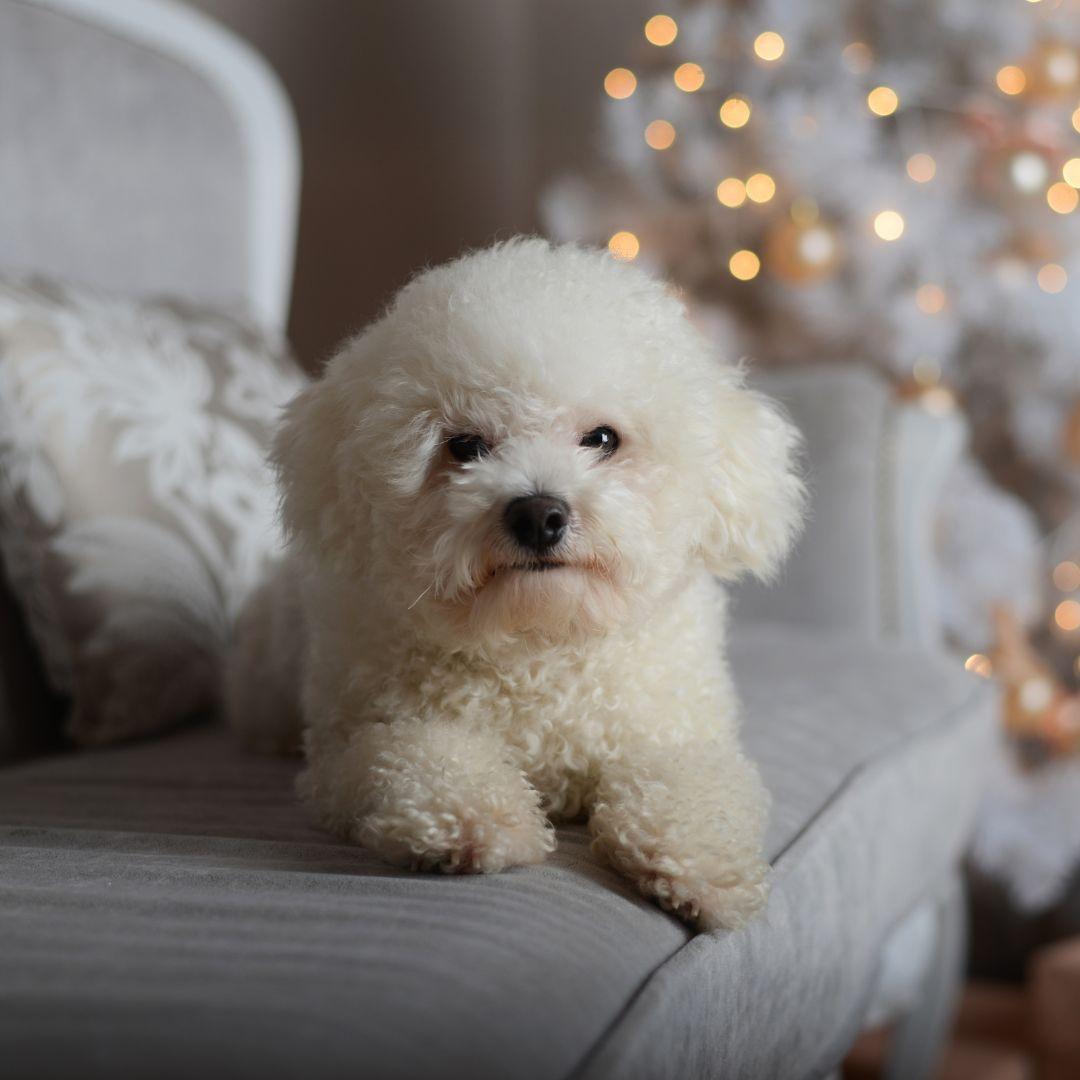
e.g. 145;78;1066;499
0;276;306;745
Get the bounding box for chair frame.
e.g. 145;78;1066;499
25;0;301;329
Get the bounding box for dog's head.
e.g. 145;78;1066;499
275;239;803;648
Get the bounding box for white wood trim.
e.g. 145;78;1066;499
25;0;301;329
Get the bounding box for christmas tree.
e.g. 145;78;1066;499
544;0;1080;754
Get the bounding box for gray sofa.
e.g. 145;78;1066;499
0;2;997;1078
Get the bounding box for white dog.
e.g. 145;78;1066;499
228;238;804;930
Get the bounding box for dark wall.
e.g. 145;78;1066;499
186;0;651;369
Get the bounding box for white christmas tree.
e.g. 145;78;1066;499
545;0;1080;674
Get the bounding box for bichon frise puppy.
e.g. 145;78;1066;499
229;238;803;930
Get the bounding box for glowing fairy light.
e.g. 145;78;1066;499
965;654;993;678
719;97;751;128
644;120;676;150
716;177;747;207
607;231;640;260
906;153;936;183
996;65;1027;95
1038;263;1068;293
873;210;905;241
728;250;761;280
1056;599;1080;631
753;32;785;62
673;62;705;92
1048;182;1079;214
1010;152;1047;193
604;68;637;100
745;173;776;203
867;86;899;116
644;14;677;46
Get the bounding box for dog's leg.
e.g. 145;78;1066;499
589;738;771;929
300;718;555;874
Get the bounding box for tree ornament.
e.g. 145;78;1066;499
763;218;841;285
1024;41;1080;100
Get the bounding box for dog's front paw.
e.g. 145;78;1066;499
630;859;770;931
369;800;555;875
591;741;772;930
307;718;555;874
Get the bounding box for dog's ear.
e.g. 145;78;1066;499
271;372;355;564
695;380;805;582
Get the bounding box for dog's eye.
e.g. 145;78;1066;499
580;426;619;458
447;434;491;462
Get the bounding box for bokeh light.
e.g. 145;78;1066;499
644;120;676;150
607;231;640;260
729;250;761;280
1063;157;1080;187
604;68;637;100
1054;561;1080;591
673;62;705;92
1056;599;1080;631
906;153;937;183
745;173;777;203
716;177;747;207
1048;181;1079;213
867;86;899;116
753;31;785;62
1010;152;1048;192
916;284;947;313
873;210;905;240
996;65;1027;95
719;96;752;128
965;654;994;678
644;14;677;46
1038;263;1068;293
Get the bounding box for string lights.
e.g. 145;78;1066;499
572;2;1080;769
595;9;1077;310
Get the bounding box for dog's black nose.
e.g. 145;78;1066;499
504;495;569;554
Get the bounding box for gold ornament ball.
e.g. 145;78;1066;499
764;218;841;284
1024;40;1080;98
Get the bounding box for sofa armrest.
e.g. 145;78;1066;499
732;365;965;648
882;395;966;648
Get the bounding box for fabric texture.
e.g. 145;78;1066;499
732;366;890;639
0;627;996;1079
0;276;305;745
0;0;249;309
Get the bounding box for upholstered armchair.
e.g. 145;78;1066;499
0;2;995;1078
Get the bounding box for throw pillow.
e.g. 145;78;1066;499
0;275;305;744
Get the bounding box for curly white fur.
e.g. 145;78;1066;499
228;239;804;930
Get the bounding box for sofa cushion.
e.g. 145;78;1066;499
0;627;995;1079
0;275;305;747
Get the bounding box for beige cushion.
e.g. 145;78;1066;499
0;276;305;744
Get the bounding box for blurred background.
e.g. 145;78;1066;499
185;0;654;368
